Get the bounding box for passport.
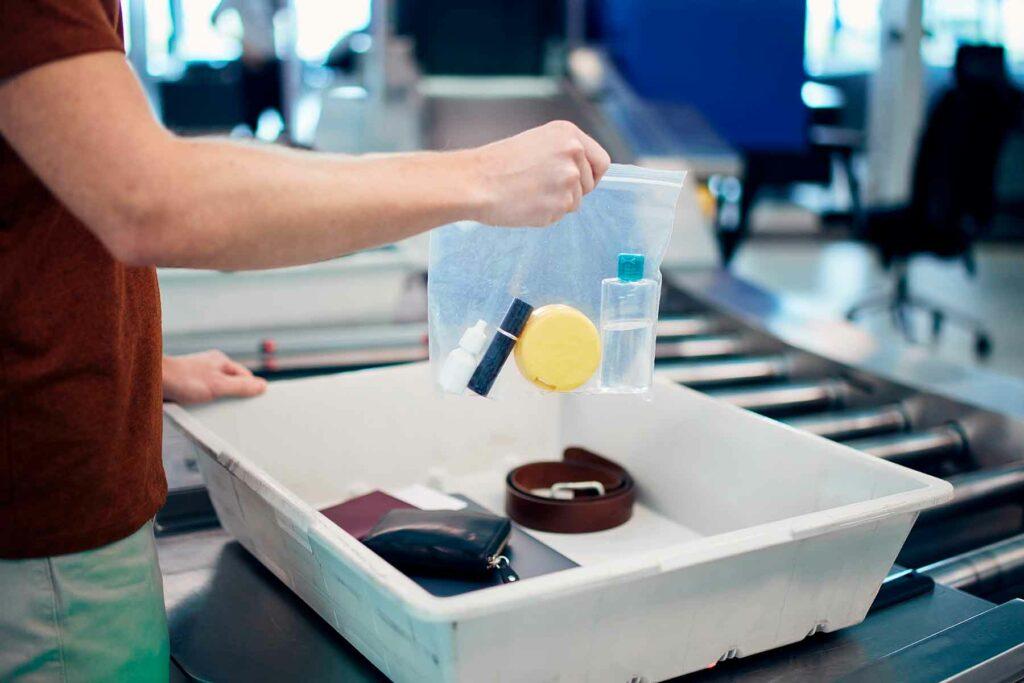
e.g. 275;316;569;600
319;491;415;540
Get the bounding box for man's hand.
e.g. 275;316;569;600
162;351;267;405
466;121;612;227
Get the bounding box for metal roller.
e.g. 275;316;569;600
657;355;790;388
919;532;1024;596
654;334;752;361
845;425;966;468
708;379;851;416
656;315;726;339
785;404;910;441
919;461;1024;525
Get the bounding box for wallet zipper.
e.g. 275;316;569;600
487;555;519;583
487;534;519;583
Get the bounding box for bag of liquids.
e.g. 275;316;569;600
429;164;685;399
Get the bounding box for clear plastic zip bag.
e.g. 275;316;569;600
428;164;685;398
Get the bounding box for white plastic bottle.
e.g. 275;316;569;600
439;320;489;394
599;253;658;392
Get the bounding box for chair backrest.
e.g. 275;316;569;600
907;45;1023;254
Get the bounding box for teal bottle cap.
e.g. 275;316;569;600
617;253;645;282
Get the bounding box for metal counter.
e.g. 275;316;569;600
155;527;1009;683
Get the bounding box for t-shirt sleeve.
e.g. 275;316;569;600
0;0;124;81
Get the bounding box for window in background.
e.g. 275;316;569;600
805;0;882;77
807;0;1024;78
292;0;370;63
175;0;241;62
927;0;1024;70
132;0;370;75
1006;1;1024;70
127;0;240;76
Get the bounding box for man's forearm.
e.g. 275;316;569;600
133;138;482;269
0;51;610;271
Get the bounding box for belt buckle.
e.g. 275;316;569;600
530;480;606;500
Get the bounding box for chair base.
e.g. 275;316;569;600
845;266;993;358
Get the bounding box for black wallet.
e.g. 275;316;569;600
361;509;520;584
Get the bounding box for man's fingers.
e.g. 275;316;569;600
214;373;267;398
575;147;595;197
578;130;611;184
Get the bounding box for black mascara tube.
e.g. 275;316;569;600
467;298;533;397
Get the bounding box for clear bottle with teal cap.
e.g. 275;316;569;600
599;253;659;392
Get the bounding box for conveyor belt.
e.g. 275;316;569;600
844;425;967;468
708;379;851;416
785;404;910;441
658;355;790;388
919;462;1024;525
920;533;1024;597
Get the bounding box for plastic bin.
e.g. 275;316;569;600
164;362;952;682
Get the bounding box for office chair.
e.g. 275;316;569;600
846;45;1023;358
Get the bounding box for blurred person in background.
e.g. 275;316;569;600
212;0;288;136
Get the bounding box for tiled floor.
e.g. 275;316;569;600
731;239;1024;381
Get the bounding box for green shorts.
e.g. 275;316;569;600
0;520;169;682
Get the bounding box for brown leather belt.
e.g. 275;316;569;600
505;447;636;533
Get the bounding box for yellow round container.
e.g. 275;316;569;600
514;304;601;392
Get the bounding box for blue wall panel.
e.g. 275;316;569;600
601;0;808;152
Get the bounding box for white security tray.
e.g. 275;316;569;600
165;362;951;682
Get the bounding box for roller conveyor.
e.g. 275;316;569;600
843;425;968;467
784;404;910;441
919;462;1024;525
656;355;790;388
157;268;1024;682
655;314;727;339
654;334;753;360
708;379;851;416
919;533;1024;596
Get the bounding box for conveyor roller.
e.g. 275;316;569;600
919;461;1024;525
785;404;910;441
919;532;1024;596
708;379;851;416
657;355;790;388
654;334;752;360
846;425;966;468
655;315;726;339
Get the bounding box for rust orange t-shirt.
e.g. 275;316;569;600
1;0;166;557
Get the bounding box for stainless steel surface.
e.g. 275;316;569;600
839;600;1024;683
655;314;727;339
709;379;851;415
654;334;753;360
920;533;1024;596
158;529;387;683
846;426;966;466
657;355;791;388
156;526;1001;683
785;404;910;441
920;462;1024;525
